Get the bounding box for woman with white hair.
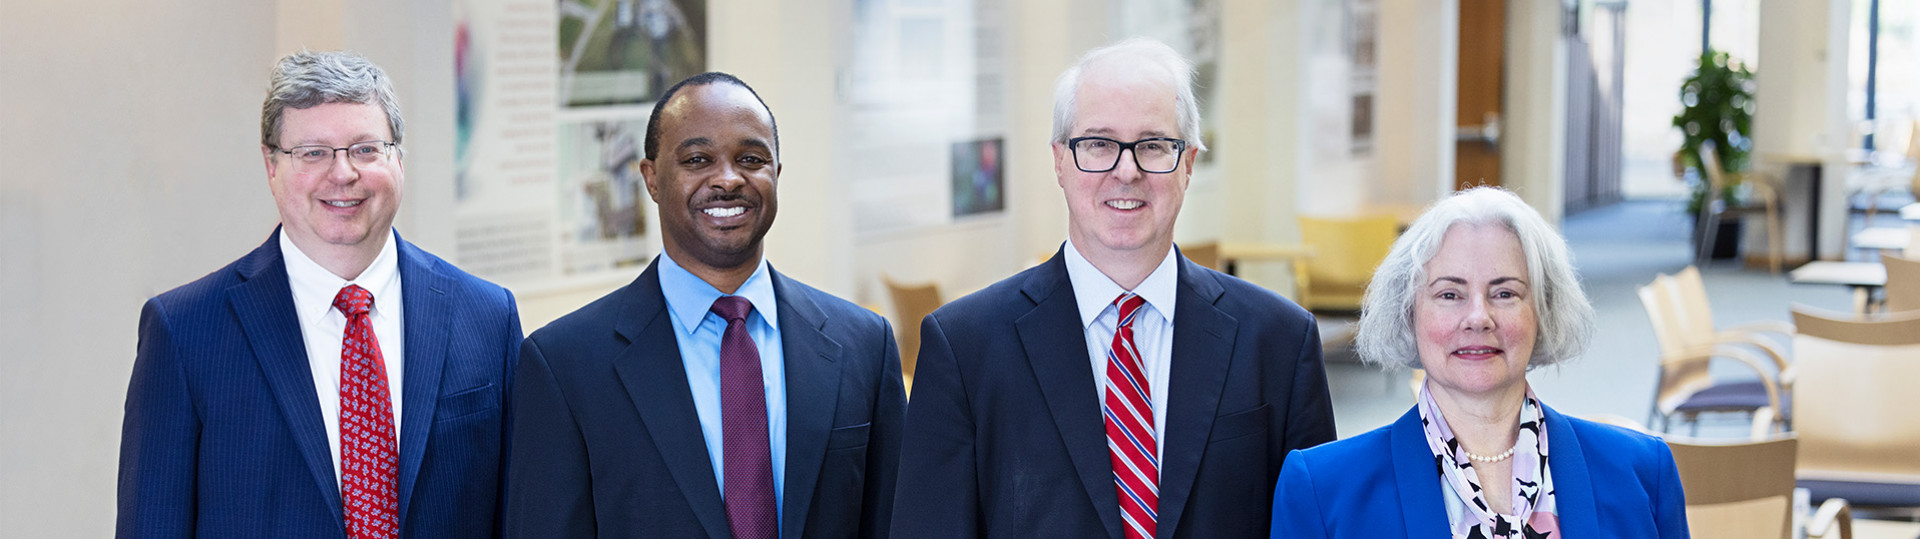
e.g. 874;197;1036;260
1268;187;1689;538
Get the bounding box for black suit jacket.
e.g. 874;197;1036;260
117;230;523;538
505;258;906;538
892;249;1336;538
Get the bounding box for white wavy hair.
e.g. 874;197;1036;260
1355;187;1595;370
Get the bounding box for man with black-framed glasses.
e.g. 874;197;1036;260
894;38;1335;538
118;50;522;539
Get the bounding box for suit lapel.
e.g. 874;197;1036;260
1389;408;1449;533
227;230;344;525
1542;404;1602;532
1014;254;1123;539
610;261;731;539
393;236;451;526
771;269;844;539
1153;258;1235;539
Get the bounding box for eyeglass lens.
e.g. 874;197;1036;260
285;142;392;173
1072;137;1183;173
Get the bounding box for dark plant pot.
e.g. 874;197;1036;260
1691;218;1743;259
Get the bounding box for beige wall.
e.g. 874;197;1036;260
0;0;1589;535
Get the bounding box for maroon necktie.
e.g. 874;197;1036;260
1105;292;1158;539
334;285;398;539
712;295;776;539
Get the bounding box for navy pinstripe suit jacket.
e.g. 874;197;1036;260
117;229;523;538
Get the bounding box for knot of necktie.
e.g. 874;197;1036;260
710;295;754;324
1113;292;1146;328
333;284;373;317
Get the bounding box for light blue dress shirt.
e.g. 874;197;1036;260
657;251;788;528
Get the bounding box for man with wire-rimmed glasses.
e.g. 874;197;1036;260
119;50;523;539
894;37;1336;538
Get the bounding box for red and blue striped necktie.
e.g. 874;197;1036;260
1104;292;1158;539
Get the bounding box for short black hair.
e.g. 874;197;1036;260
643;72;779;161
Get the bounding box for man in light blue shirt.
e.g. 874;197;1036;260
506;72;907;538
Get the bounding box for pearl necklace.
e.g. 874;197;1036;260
1464;443;1517;463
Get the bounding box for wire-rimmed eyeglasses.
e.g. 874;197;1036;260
272;141;398;174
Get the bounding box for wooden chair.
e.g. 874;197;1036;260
1697;141;1785;273
1293;214;1398;312
1180;241;1222;272
1881;253;1920;314
1638;274;1785;434
1669;436;1856;539
1789;306;1920;510
881;275;942;395
1663;266;1796;385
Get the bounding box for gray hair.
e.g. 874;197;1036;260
1050;37;1207;152
1355;187;1594;370
260;50;404;150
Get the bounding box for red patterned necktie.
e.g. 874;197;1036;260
712;295;776;539
1104;292;1158;539
334;285;399;539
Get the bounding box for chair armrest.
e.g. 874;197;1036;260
1722;320;1795;337
1749;407;1778;440
1806;497;1852;539
1710;330;1794;371
1658;348;1783;419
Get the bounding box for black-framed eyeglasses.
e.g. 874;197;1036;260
272;141;398;174
1066;136;1187;174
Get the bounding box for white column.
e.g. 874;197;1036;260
1503;0;1568;224
1754;0;1852;261
1374;0;1457;206
712;0;859;295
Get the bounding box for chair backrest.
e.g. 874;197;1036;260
1180;241;1222;272
1789;306;1920;485
1665;266;1721;349
1908;121;1920;193
1699;140;1732;194
881;275;943;384
1883;253;1920;313
1295;214;1399;309
1669;436;1798;539
1638;274;1713;411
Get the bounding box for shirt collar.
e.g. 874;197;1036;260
1061;239;1179;329
657;250;779;336
279;228;402;321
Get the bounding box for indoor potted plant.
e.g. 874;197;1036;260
1672;49;1757;258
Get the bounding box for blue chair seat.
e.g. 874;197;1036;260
1798;479;1920;509
1672;380;1791;420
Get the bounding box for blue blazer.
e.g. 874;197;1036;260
1270;404;1690;538
117;230;524;538
892;249;1338;538
504;258;906;538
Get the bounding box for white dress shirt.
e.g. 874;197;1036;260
280;229;405;489
1062;239;1179;463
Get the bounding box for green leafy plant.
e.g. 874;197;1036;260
1672;50;1757;214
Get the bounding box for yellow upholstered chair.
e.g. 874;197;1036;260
1293;214;1397;312
881;275;943;395
1789;306;1920;510
1180;241;1222;272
